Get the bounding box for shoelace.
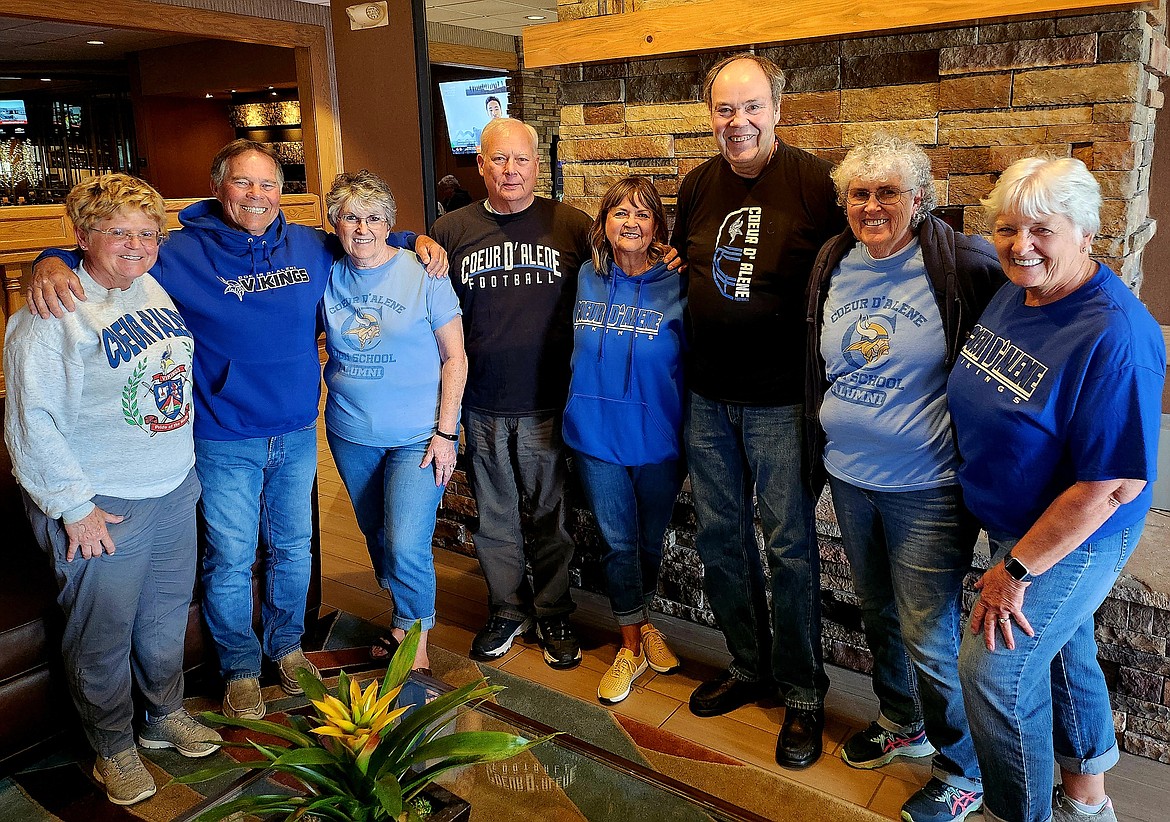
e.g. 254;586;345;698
541;619;572;640
924;782;979;813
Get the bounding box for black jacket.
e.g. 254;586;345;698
803;213;1005;493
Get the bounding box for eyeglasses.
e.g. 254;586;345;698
846;187;913;206
338;214;387;226
88;227;161;244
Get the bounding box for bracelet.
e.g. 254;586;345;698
434;429;459;442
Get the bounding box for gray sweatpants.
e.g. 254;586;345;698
22;469;200;757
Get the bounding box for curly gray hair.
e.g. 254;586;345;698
326;169;397;229
830;133;937;228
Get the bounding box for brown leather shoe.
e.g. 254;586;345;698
776;706;824;769
688;669;766;717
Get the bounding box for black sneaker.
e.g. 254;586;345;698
535;616;582;669
842;720;935;769
470;614;532;660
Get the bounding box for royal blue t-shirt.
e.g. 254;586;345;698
947;264;1165;540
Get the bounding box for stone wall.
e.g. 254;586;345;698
435;9;1170;764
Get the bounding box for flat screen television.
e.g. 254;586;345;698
437;78;509;155
0;100;28;125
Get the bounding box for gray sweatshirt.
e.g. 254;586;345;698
4;263;196;522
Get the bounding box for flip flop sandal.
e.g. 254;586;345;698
369;634;399;661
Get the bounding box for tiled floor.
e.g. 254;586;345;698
314;417;1170;822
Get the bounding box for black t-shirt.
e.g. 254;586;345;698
673;144;846;405
432;197;592;415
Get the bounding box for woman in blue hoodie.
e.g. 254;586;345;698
563;177;686;705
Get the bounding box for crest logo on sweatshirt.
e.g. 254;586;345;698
121;343;193;435
218;266;310;300
712;207;761;301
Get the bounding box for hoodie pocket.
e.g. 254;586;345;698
563;394;679;465
207;350;321;435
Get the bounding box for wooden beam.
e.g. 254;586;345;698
523;0;1148;67
429;41;519;71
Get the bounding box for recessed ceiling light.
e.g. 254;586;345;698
40;78;51;82
87;40;104;45
230;89;237;93
0;76;20;80
526;14;546;19
270;91;278;96
205;93;214;98
267;86;274;90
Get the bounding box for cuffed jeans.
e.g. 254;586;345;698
829;477;981;790
463;410;575;622
22;469;201;757
327;431;442;631
960;521;1144;822
573;451;684;625
196;427;316;681
685;394;827;709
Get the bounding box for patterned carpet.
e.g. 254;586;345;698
0;612;886;822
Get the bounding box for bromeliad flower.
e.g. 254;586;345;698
310;678;410;762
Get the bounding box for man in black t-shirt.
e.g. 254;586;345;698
432;118;592;671
672;54;845;770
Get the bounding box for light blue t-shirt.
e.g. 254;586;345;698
322;251;462;448
818;238;958;491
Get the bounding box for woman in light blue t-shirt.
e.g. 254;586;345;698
321;171;466;674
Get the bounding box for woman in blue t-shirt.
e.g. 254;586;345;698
948;157;1165;822
321;171;467;674
806;134;1002;822
562;177;686;705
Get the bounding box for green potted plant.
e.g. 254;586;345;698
174;622;551;821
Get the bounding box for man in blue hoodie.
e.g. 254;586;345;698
27;140;447;722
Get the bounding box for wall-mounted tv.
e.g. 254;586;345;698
437;77;508;156
0;100;28;125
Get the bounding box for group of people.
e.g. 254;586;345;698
5;50;1162;822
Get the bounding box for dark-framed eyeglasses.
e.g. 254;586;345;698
846;187;913;206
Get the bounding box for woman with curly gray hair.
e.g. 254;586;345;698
322;170;467;674
805;133;1003;822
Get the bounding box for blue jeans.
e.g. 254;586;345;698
573;451;684;625
685;394;827;709
196;427;317;681
829;477;981;789
22;470;201;757
463;411;575;622
327;431;443;630
959;522;1144;822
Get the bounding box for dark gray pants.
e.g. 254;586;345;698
462;411;575;623
22;469;200;757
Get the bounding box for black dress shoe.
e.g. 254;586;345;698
688;670;765;717
776;706;824;769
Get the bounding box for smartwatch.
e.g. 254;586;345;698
1003;552;1033;583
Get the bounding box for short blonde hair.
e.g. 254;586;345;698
326;170;397;229
65;173;168;239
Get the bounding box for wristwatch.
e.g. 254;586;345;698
1003;552;1033;583
434;429;459;442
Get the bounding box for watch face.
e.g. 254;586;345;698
1005;556;1029;581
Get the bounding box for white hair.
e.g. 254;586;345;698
982;156;1101;235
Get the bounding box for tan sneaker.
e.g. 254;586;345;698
277;648;319;695
641;624;681;673
598;648;648;705
93;748;156;805
223;677;265;720
137;708;223;757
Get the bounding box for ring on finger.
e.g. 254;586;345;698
997;617;1010;624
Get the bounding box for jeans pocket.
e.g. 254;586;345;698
1114;527;1135;573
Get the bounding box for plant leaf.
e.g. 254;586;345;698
337;669;352;709
400;731;549;771
372;774;405;818
198;710;315;747
271;747;342;767
189;794;306;822
374;679;499;777
382;621;421;698
297;666;328;702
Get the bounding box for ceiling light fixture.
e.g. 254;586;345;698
40;78;51;82
87;40;105;45
526;14;546;19
205;93;214;98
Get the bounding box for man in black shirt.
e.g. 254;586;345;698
672;54;846;769
431;118;592;670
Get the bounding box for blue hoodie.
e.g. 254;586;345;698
38;199;417;441
563;259;686;466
